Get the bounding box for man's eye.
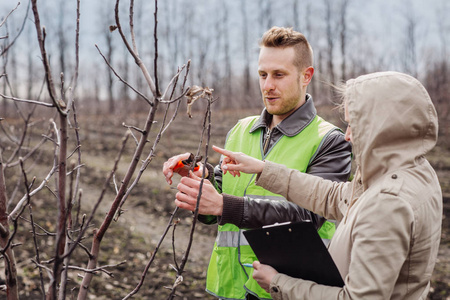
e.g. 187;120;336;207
275;73;284;77
259;73;267;78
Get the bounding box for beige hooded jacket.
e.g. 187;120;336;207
256;72;442;299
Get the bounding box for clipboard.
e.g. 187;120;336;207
243;221;344;287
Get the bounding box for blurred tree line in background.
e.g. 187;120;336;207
1;1;450;298
1;0;449;139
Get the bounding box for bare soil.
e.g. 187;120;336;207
3;107;450;299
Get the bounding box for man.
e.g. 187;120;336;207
210;71;442;300
163;27;351;300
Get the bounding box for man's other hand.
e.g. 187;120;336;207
163;152;205;185
175;172;223;216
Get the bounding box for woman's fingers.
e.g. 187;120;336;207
212;145;233;157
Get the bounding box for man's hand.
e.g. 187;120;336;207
213;145;265;177
175;172;223;216
252;261;279;293
163;152;205;185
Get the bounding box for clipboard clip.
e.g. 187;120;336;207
262;221;292;228
262;221;312;235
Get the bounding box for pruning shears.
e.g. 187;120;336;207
173;153;202;172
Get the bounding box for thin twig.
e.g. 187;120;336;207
95;44;152;105
67;144;81;160
160;63;186;100
0;3;20;28
70;96;83;229
159;61;191;136
0;1;28;56
31;0;65;114
67;260;126;277
167;93;214;300
153;0;160;97
3;159;33;252
28;193;46;297
115;61;190;215
114;0;157;98
59;161;77;300
30;259;54;281
122;208;179;300
129;0;138;55
0;93;54;107
9;156;58;220
155;89;190;104
20;216;56;236
63;132;130;260
122;123;145;134
126;128;139;146
171;219;180;271
72;0;81;91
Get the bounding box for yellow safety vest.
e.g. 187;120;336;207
206;115;339;299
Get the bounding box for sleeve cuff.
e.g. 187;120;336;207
218;194;245;227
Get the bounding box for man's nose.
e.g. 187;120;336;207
263;76;275;91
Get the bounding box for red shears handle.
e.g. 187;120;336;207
173;155;200;172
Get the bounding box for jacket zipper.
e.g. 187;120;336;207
263;128;272;155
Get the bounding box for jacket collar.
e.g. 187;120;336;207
249;94;317;136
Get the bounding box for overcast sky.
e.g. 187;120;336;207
1;0;448;99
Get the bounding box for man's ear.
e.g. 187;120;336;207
302;67;314;85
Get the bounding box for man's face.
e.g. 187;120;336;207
258;46;312;121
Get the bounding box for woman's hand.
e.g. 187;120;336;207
213;145;265;177
252;261;278;293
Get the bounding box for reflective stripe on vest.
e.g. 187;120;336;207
206;115;339;300
215;222;336;248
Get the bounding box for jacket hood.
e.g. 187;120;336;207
346;71;438;189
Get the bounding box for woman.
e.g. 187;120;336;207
208;71;442;299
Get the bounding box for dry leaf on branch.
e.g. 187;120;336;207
185;85;213;118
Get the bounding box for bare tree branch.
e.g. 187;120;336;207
31;259;54;279
31;0;66;114
95;44;152;105
115;62;190;216
59;161;76;300
76;131;132;299
122;208;179;300
153;0;161;97
64;132;130;262
28;182;47;297
129;0;139;54
71;0;81;91
0;3;20;28
114;0;157;98
67;260;126;277
5;133;50;168
0;93;54;107
167;91;214;300
9;149;58;220
0;1;28;56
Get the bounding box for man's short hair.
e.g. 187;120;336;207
259;26;313;71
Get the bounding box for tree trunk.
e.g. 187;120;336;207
0;158;19;300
